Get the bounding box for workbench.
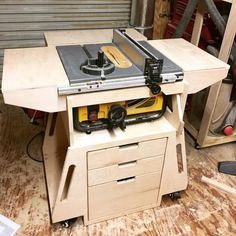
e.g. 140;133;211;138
2;29;229;225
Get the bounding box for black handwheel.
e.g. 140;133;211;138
151;84;161;95
86;129;92;135
108;104;127;129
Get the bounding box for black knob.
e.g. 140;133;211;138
97;50;105;68
150;84;161;95
108;105;127;128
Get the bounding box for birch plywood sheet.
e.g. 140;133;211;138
2;47;69;91
149;39;228;72
0;94;236;236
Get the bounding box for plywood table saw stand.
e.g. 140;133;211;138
2;29;229;225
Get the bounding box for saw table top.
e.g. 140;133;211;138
2;29;229;112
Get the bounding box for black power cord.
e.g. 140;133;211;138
26;131;45;163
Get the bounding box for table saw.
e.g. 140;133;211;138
1;28;229;225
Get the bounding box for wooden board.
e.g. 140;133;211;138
148;39;229;94
72;117;175;150
44;28;147;46
88;172;161;220
87;138;167;169
2;47;68;91
88;155;164;186
153;0;170;39
148;39;228;71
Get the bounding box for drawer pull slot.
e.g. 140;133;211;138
119;143;138;150
117;176;136;184
118;160;137;168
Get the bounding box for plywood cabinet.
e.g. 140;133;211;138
43;99;185;224
87;138;166;221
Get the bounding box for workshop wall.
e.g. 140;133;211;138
0;0;131;87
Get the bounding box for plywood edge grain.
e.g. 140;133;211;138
44;28;146;46
3;86;66;112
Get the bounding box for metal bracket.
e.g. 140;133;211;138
145;58;163;94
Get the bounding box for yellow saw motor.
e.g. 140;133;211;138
73;94;165;133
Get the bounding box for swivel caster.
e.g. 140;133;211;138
60;218;77;228
169;191;181;200
195;143;201;149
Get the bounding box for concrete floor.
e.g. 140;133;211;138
1;95;236;236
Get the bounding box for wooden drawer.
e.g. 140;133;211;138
88;155;164;186
87;138;167;170
88;172;161;220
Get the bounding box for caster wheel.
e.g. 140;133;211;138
61;218;77;228
61;221;70;228
195;143;201;149
169;191;181;200
86;130;91;135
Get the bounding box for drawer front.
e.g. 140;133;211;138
88;172;161;220
88;155;164;186
88;138;167;170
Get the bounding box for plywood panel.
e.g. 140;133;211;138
88;156;164;186
88;172;160;220
88;138;167;170
148;39;229;93
2;47;68;91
